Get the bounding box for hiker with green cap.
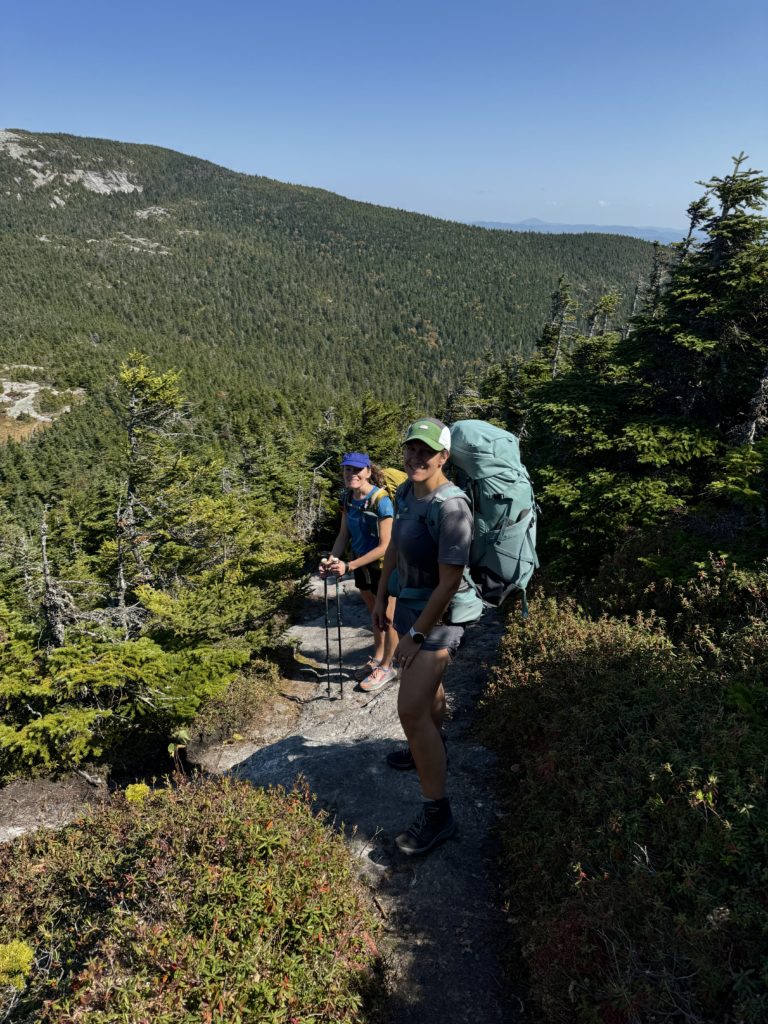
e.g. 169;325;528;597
373;417;473;855
319;452;399;692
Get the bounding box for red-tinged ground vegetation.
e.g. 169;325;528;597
482;560;768;1023
0;775;382;1023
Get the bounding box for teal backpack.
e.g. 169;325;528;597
449;419;538;613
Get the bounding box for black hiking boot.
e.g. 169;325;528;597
395;799;456;856
386;731;447;771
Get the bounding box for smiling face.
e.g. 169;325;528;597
343;463;372;493
403;440;449;484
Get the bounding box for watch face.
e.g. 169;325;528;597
410;628;425;643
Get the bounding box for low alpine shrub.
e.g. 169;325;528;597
482;594;768;1023
0;775;381;1023
189;658;281;750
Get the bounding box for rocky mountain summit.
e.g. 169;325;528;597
1;129;143;205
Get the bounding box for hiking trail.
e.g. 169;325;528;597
193;575;522;1023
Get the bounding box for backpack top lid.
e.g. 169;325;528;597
449;420;523;478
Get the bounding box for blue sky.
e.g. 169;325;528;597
4;0;767;227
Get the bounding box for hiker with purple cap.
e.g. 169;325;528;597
319;452;399;692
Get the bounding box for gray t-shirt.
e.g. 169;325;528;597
392;483;473;593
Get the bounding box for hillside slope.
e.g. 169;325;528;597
1;129;653;411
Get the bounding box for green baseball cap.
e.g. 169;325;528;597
403;417;451;452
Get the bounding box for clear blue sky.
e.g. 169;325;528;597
4;0;767;227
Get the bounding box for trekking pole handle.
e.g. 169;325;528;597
321;555;346;581
320;555;339;577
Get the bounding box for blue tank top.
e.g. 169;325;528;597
346;487;394;557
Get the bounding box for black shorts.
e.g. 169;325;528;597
353;564;382;593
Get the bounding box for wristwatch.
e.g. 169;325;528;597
409;626;426;644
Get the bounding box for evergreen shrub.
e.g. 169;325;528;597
0;625;251;779
189;658;281;750
34;388;68;415
0;775;382;1023
482;585;768;1023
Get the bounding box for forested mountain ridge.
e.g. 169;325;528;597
0;128;653;411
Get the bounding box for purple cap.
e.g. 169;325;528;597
341;452;371;469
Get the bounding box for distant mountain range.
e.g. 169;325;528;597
473;218;693;245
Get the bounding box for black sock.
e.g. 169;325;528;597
425;797;451;820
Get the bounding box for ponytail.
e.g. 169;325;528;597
369;462;385;487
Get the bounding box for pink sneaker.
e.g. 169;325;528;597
359;665;397;693
353;657;380;682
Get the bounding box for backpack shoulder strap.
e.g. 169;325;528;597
393;480;412;513
344;485;386;513
366;486;387;513
425;484;470;543
394;482;470;542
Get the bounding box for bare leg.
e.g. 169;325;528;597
397;649;452;800
380;596;398;669
360;590;398;667
431;682;446;733
358;589;384;662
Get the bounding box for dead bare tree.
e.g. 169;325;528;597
39;506;77;647
295;456;333;541
622;274;644;339
730;360;768;448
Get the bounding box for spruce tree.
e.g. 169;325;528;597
470;156;768;580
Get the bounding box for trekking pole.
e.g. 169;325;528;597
335;576;344;699
323;575;332;698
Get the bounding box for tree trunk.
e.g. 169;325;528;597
39;507;76;647
731;359;768;446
